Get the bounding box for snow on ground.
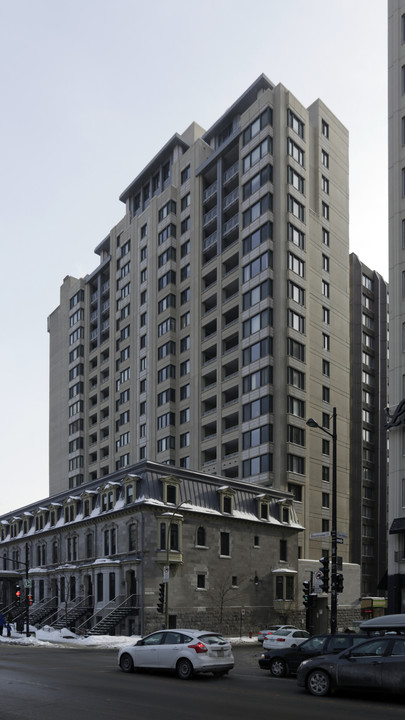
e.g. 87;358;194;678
0;624;258;650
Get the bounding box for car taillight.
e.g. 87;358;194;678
276;638;285;642
188;642;208;654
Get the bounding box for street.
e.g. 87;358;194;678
0;644;403;720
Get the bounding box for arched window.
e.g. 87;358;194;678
197;526;206;546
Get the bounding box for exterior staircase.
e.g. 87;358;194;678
51;596;94;631
77;594;137;635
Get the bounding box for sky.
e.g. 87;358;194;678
0;0;388;514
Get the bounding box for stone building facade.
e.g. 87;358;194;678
0;461;303;636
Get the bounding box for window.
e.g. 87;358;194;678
242;366;272;392
287;367;305;390
243;308;272;337
181;193;191;211
287;251;305;277
322;120;329;138
243;137;272;173
242;193;273;228
242;454;273;477
242;336;273;365
158;317;176;336
287;337;305;362
287;138;305;166
242;221;272;255
197;574;206;590
322;439;330;456
242;165;273;200
181;217;190;234
287;454;305;474
287;109;304;138
287;194;305;221
242;107;272;145
242;250;272;282
157;436;175;452
322;386;330;403
242;278;272;310
196;526;206;546
322;306;330;324
287;425;305;446
287;396;305;418
322;176;329;194
321;150;329;168
181;311;190;328
158;224;176;245
287;309;305;333
158;294;176;314
322;228;330;246
158;200;176;222
280;539;287;562
322;333;330;351
288;483;303;502
287;166;305;193
220;532;230;556
242;395;273;421
275;575;294;601
158;246;176;267
322;466;330;483
181;165;190;183
288;222;305;249
242;424;273;449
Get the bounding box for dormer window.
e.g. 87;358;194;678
218;487;235;514
256;494;271;521
122;474;140;505
282;507;290;524
99;482;120;512
64;499;78;523
161;476;181;505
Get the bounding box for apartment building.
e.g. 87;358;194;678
388;0;405;612
0;461;302;636
350;254;388;597
48;74;351;563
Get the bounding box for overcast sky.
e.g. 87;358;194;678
0;0;388;514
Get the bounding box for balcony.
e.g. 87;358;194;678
203;180;218;203
203;206;217;229
223;161;239;185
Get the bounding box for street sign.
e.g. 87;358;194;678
336;537;344;544
24;579;31;588
310;531;331;538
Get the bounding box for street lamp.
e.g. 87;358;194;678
306;407;338;634
162;499;190;629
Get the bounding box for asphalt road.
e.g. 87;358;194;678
0;644;404;720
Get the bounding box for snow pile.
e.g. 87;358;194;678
0;624;257;649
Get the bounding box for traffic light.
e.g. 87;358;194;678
157;583;165;614
320;556;329;593
15;586;21;605
336;573;344;593
28;595;33;606
302;580;310;608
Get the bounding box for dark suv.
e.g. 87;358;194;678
258;633;369;677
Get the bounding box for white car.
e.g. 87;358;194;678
257;625;298;643
118;629;234;679
262;628;310;650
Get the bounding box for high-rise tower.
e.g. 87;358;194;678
48;74;350;561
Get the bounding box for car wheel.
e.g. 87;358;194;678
269;658;287;678
176;657;193;680
119;653;134;673
306;669;330;696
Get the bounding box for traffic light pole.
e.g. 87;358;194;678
307;407;338;634
8;543;30;638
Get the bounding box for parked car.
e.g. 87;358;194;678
297;635;405;696
118;629;234;679
262;628;310;651
257;625;298;643
259;633;369;677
